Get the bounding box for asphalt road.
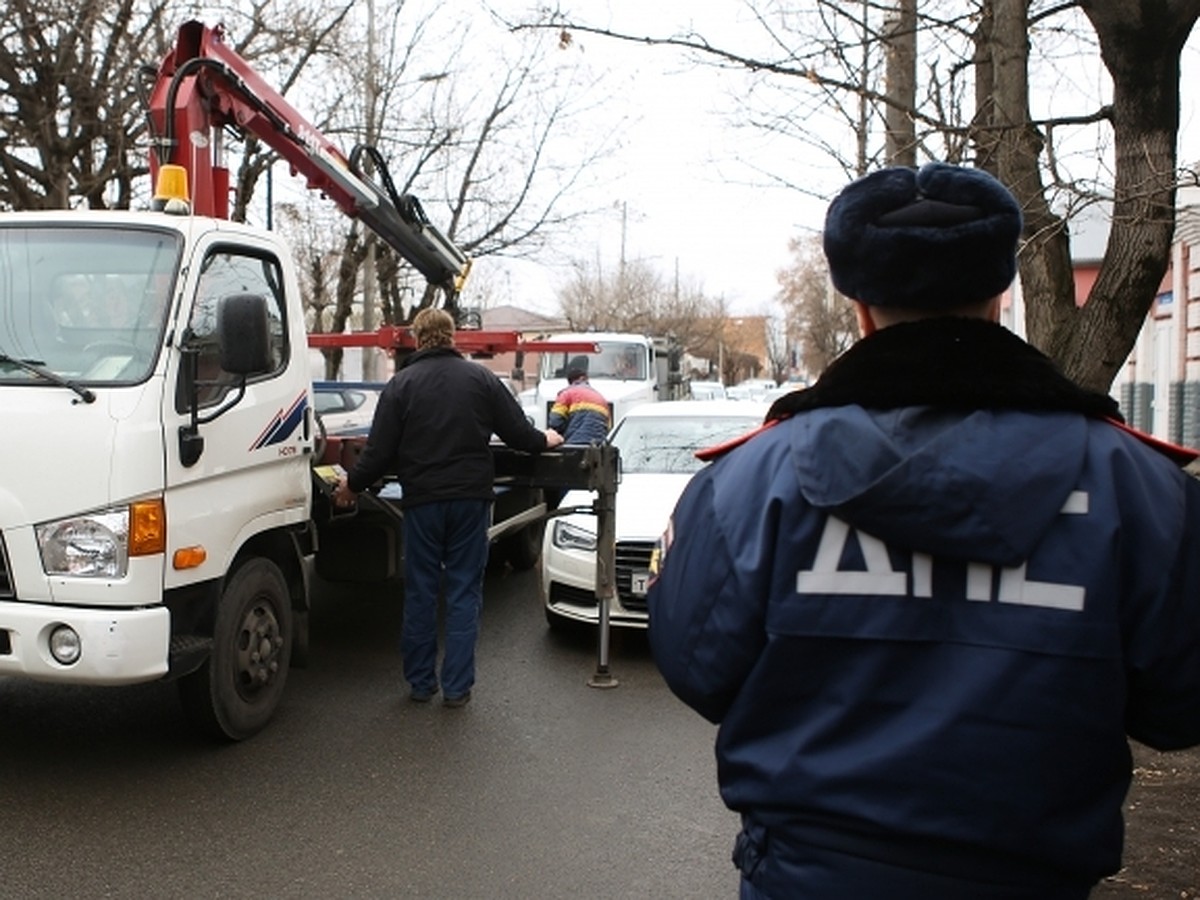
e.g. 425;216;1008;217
0;566;740;899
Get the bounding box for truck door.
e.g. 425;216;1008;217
162;237;312;591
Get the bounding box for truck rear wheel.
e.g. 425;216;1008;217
178;558;292;741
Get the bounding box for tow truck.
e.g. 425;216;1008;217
0;20;618;741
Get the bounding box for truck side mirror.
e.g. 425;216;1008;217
178;293;273;468
217;293;273;375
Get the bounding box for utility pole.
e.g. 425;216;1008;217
855;0;870;176
615;199;628;309
361;0;380;381
617;199;627;274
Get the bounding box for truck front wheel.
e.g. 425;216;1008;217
178;558;292;741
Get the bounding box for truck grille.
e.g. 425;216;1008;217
615;540;655;612
0;533;13;598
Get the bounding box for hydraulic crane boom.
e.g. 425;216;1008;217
146;20;600;363
147;20;469;306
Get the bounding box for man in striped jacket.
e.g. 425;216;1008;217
548;355;611;444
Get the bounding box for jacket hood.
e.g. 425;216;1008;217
768;318;1118;567
792;405;1085;566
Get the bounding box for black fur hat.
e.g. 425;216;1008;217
823;162;1023;309
566;355;589;381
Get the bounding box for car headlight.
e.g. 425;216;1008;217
552;519;597;552
37;509;130;578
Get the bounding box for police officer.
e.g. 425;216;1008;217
647;162;1200;899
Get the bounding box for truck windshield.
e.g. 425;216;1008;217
0;225;180;387
539;341;647;381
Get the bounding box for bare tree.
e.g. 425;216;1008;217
2;1;614;380
273;3;615;375
557;255;730;358
218;5;357;225
524;2;1200;392
986;1;1198;393
0;0;172;210
762;311;793;385
777;235;857;376
884;0;918;167
0;0;353;214
275;197;358;379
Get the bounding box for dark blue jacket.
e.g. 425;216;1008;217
647;319;1200;898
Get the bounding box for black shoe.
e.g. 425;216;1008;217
410;687;438;703
443;691;471;708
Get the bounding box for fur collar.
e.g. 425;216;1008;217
766;318;1122;422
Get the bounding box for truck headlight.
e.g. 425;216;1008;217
37;509;130;578
552;519;596;552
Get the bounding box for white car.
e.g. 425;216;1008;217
517;385;540;423
733;377;779;401
313;381;382;435
540;399;769;630
762;382;805;404
688;380;727;401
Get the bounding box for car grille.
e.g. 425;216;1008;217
547;539;655;614
0;532;13;598
549;581;596;609
615;540;655;613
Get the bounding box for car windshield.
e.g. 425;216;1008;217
0;225;180;387
539;341;647;381
611;413;761;474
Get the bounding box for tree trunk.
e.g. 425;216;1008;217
983;1;1080;372
884;0;917;167
325;228;367;379
1062;1;1195;392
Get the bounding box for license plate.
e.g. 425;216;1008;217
631;570;651;596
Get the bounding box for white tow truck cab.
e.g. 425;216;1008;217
0;210;314;739
529;332;685;430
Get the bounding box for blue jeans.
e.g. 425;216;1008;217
401;499;491;698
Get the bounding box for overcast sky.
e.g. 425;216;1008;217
479;1;830;318
477;3;1200;320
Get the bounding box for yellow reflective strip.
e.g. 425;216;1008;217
572;401;610;418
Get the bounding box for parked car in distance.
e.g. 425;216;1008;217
739;377;778;390
540;399;768;630
517;384;540;423
762;382;805;404
688;380;726;401
313;380;382;435
727;377;778;402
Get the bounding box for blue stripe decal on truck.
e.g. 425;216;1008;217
250;392;308;450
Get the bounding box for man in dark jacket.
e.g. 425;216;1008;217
548;355;611;444
647;163;1200;898
334;308;562;706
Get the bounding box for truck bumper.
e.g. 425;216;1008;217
0;602;170;685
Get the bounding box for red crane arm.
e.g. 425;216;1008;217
147;20;469;299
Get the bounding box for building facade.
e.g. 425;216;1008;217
1111;191;1200;446
1003;187;1200;448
